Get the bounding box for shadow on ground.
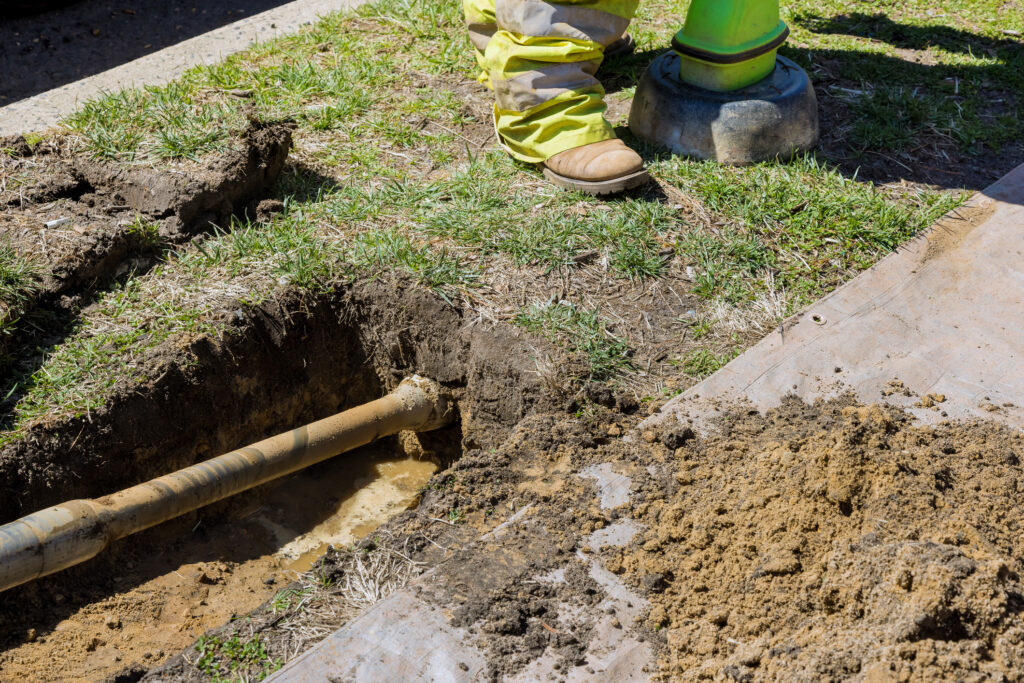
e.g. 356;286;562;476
0;0;296;104
602;14;1023;192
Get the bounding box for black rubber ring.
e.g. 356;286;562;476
671;25;790;65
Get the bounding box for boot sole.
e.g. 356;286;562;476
542;166;652;196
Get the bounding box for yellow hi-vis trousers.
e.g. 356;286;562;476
463;0;639;163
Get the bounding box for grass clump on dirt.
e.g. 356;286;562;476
0;241;40;345
516;301;634;379
194;632;282;682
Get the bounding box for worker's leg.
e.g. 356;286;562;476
463;0;497;87
463;0;634;91
484;0;639;163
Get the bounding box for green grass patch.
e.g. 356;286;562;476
680;348;741;379
0;241;41;342
659;154;961;306
6;0;989;437
515;302;633;379
195;632;282;682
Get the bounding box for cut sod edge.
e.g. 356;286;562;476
0;122;292;355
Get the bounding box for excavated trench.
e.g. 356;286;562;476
0;277;554;681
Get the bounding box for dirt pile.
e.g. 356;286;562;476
615;400;1024;681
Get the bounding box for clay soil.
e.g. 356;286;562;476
614;399;1024;681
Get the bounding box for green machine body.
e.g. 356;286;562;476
671;0;789;91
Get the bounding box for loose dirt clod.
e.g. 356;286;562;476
613;399;1024;681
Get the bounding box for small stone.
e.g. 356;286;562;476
606;423;622;437
53;593;65;605
709;607;730;627
256;198;285;222
458;662;469;672
643;573;669;593
611;617;622;629
736;645;764;668
25;628;37;642
104;615;121;630
263;577;276;586
642;431;657;443
616;393;640;414
661;424;695;450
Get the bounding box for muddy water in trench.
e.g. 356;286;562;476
0;442;437;682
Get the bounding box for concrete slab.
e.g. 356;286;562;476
643;162;1024;433
0;0;363;135
269;467;655;682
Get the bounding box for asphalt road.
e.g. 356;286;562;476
0;1;295;105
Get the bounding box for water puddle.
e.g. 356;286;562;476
255;455;438;572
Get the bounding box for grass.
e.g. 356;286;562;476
0;241;41;345
0;0;1001;437
680;348;741;379
515;302;634;380
784;7;1024;155
194;632;282;682
659;154;961;306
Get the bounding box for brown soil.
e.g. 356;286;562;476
613;399;1024;681
145;409;658;682
13;359;1022;682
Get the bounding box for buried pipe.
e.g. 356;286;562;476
0;376;453;593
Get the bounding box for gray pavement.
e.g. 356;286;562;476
0;0;360;135
1;1;295;105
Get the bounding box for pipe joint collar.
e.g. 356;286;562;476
397;375;455;432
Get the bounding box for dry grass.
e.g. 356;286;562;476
255;534;423;664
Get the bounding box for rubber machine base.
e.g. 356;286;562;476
629;52;819;164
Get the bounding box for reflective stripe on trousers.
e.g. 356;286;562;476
462;0;637;162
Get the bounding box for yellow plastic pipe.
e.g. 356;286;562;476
0;376;452;593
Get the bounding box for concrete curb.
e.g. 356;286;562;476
0;0;365;136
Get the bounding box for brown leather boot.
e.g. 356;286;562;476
543;139;650;196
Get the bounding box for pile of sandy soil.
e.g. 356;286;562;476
612;400;1024;681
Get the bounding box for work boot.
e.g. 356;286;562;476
604;33;635;61
543;139;650;196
